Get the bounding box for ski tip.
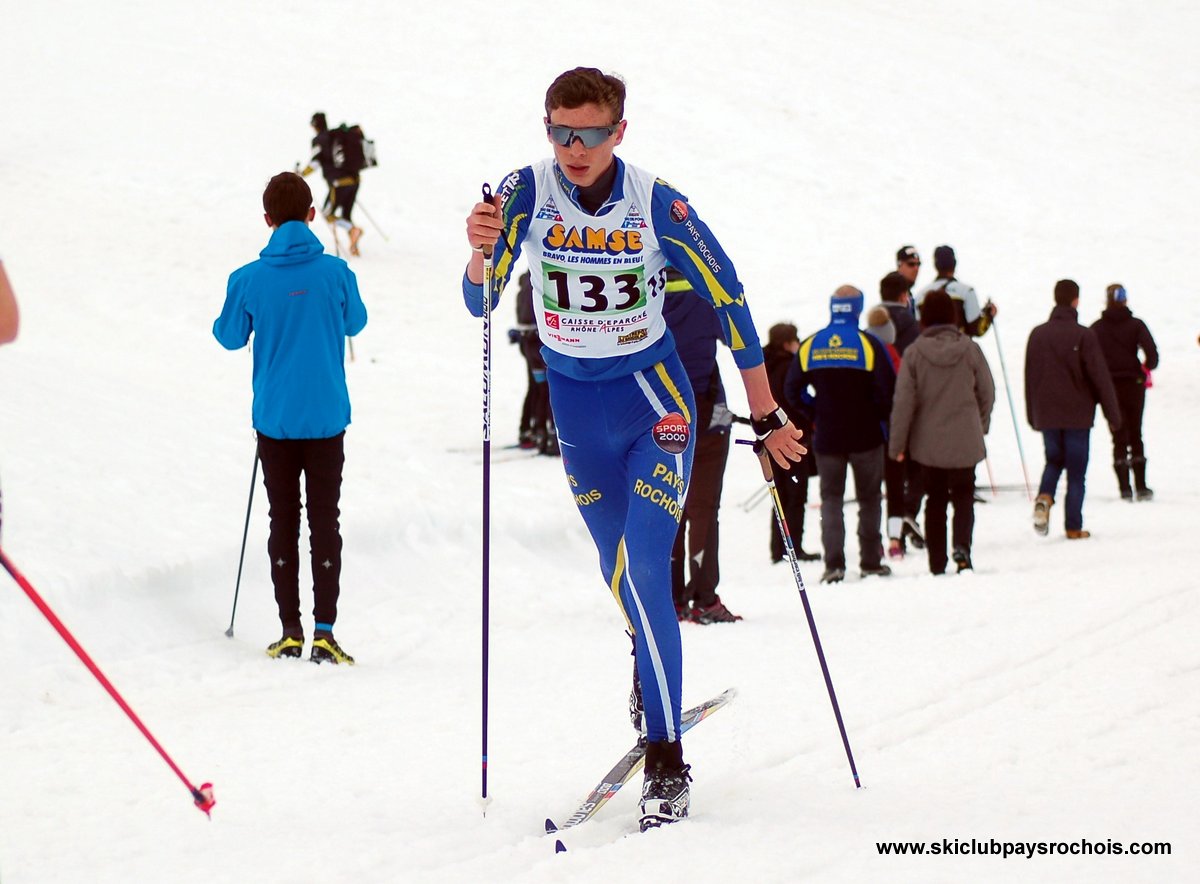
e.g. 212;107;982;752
545;818;558;834
555;839;567;854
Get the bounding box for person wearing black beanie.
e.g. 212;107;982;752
1024;280;1122;539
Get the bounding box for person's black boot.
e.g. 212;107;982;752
1131;457;1153;501
639;740;691;832
1114;459;1133;501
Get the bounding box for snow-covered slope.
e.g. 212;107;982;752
1;1;1197;881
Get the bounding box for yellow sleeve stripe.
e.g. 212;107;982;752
654;361;693;425
858;332;876;371
658;237;744;308
493;212;527;285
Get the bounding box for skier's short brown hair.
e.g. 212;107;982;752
263;172;313;226
545;67;626;123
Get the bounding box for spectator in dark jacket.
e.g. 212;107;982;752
880;271;920;354
879;271;926;553
889;290;995;574
512;271;558;455
764;323;820;563
1025;279;1121;539
1090;284;1159;500
785;286;895;583
663;269;740;624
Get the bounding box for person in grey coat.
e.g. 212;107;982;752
889;289;995;574
1024;279;1121;539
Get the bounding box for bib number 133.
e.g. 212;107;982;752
543;267;646;314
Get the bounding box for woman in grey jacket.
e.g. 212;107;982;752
888;290;995;574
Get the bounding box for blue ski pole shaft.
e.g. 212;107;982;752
989;318;1033;500
480;183;495;811
225;447;259;638
744;440;862;788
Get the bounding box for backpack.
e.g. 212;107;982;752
331;124;376;174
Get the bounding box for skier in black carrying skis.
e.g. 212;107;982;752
301;112;367;256
462;67;806;832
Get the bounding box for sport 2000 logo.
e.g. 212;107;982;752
652;412;690;454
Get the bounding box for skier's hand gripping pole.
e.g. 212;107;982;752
737;439;863;789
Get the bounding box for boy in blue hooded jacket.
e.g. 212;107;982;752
214;171;367;664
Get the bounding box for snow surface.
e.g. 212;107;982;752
2;1;1198;881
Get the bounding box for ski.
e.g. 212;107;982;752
545;687;736;834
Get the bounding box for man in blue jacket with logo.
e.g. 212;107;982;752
785;286;896;584
214;171;367;664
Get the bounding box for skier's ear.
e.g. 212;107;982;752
307;206;316;223
264;212;274;229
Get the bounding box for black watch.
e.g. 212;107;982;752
751;407;789;440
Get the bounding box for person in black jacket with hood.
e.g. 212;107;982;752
1090;284;1158;500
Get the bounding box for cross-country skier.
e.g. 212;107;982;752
461;67;806;832
214;172;367;664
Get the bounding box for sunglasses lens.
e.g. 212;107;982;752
548;125;613;148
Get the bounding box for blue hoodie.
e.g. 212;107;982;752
214;221;367;439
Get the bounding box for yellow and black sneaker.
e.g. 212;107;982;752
266;635;304;659
310;634;355;666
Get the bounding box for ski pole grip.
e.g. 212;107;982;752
736;437;774;481
480;184;495;260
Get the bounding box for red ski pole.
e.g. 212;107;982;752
0;547;215;818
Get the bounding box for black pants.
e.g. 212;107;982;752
770;459;812;560
921;464;976;574
1110;379;1147;464
519;333;554;441
324;180;359;224
672;430;730;609
257;432;345;633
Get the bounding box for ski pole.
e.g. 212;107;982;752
989;319;1033;500
479;183;495;813
0;547;216;817
354;199;390;242
225;446;259;638
739;439;862;789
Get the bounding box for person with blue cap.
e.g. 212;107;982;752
785;286;896;583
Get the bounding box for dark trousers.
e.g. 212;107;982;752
817;445;884;570
257;432;346;633
519;335;554;442
324;180;359;224
1039;428;1091;531
672;430;729;609
1110;380;1146;464
921;464;976;574
770;459;812;560
885;456;924;522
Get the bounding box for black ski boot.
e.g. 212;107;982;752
639;740;691;832
953;546;973;573
628;634;645;737
1114;459;1133;501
